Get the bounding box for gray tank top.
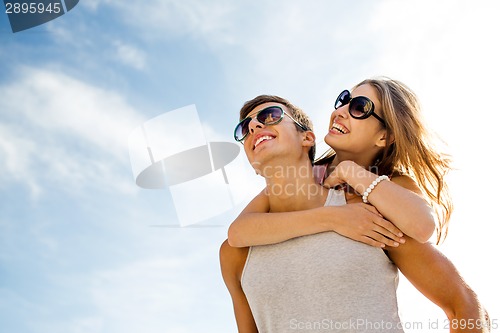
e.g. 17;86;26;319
241;189;403;332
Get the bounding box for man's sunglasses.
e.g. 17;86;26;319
335;90;386;126
234;106;308;142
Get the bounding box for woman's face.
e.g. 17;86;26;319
324;84;387;157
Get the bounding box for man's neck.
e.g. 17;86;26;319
262;161;326;213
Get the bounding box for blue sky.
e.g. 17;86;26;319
1;1;499;332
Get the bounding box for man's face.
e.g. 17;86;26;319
241;103;307;175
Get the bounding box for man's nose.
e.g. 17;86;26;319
248;118;263;134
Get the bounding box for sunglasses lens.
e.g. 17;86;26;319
256;107;283;125
349;97;373;119
335;90;351;109
234;118;251;141
234;107;285;141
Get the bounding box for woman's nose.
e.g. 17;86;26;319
334;104;349;119
329;108;343;124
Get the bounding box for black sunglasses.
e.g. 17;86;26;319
335;90;386;126
234;106;308;142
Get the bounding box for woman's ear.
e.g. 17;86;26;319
302;130;316;148
375;130;394;148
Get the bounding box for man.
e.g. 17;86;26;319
220;95;489;332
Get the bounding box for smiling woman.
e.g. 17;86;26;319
320;79;452;243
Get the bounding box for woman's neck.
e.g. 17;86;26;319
328;152;378;174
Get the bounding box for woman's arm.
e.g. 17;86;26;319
386;239;489;332
324;160;436;242
219;240;258;333
227;190;403;248
373;166;488;332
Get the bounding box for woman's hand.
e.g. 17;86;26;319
323;203;405;248
322;160;360;189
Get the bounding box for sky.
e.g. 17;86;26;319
0;0;499;332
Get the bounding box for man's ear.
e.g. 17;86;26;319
302;130;316;147
375;130;395;148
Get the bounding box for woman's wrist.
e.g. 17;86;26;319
362;175;390;203
338;161;366;188
335;160;355;183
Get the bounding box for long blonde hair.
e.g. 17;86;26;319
316;77;453;244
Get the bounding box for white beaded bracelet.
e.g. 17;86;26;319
362;175;389;203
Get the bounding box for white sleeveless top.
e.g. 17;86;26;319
241;189;403;332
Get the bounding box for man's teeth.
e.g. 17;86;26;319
331;123;347;134
255;136;274;147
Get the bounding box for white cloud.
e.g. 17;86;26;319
104;0;236;41
0;67;146;198
75;1;378;120
113;40;147;70
0;123;41;195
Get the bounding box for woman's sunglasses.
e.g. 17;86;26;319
234;106;308;142
335;90;386;126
